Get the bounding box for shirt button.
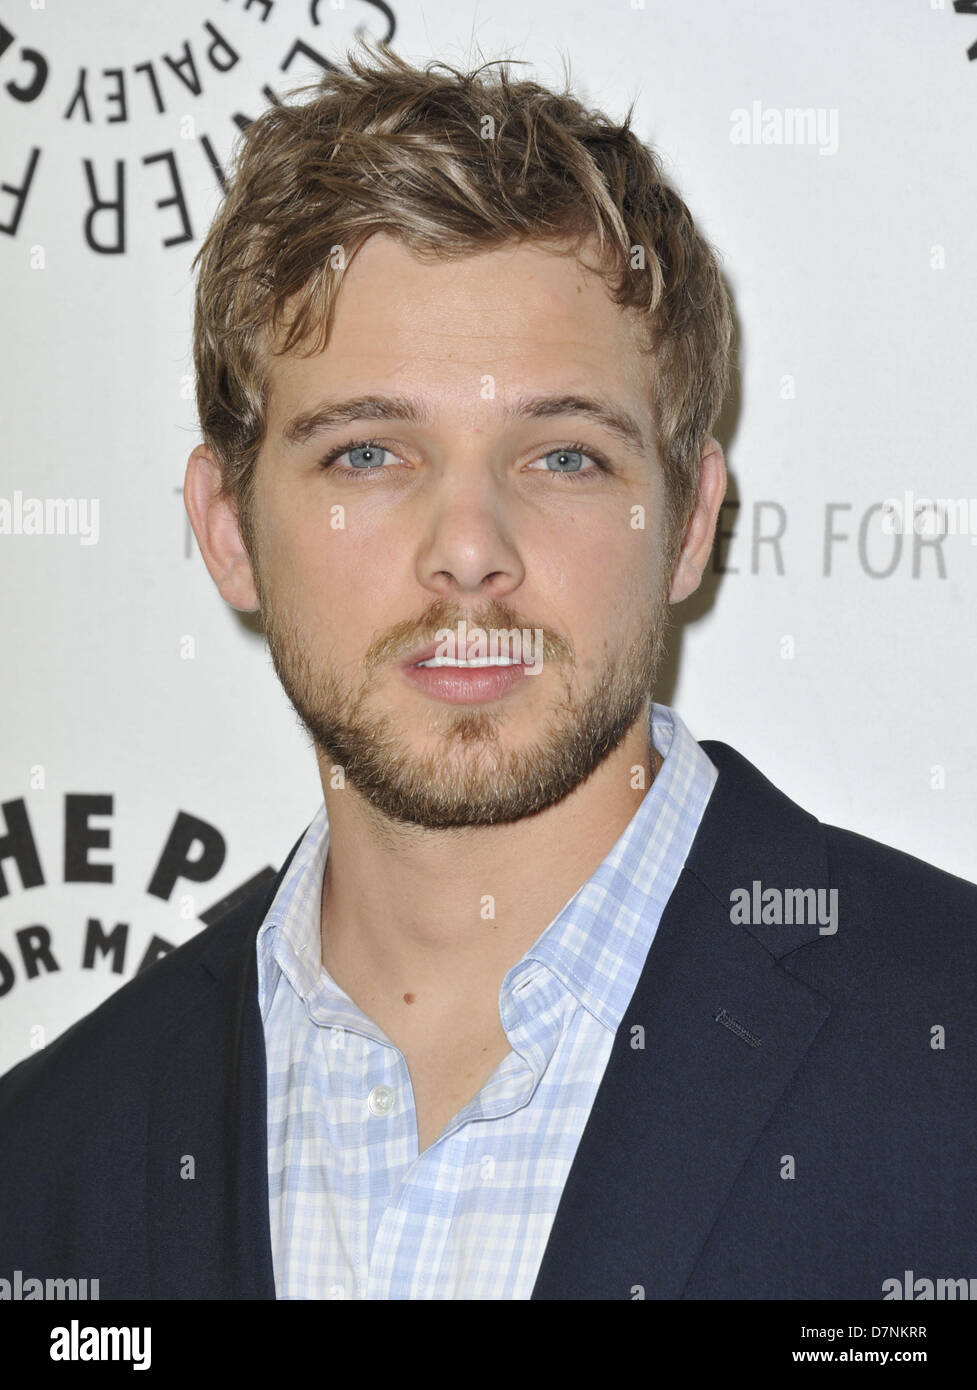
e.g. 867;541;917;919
368;1084;395;1116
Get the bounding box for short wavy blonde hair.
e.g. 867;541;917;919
192;38;734;569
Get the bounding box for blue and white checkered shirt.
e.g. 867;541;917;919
256;702;717;1299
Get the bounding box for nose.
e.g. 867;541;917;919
414;470;526;603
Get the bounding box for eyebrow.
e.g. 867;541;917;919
281;392;650;456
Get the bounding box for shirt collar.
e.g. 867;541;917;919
517;703;717;1032
256;802;330;1023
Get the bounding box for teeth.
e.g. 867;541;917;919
416;657;522;668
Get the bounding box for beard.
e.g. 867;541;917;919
255;569;671;832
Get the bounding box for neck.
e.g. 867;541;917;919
315;711;662;1013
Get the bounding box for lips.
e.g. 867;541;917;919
400;655;530;704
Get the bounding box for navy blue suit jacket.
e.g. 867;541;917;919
2;741;975;1300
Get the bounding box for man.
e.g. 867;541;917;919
1;41;975;1302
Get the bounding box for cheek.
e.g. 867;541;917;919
266;515;410;666
553;513;658;598
260;497;355;598
540;523;639;655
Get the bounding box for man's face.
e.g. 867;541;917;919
247;232;675;830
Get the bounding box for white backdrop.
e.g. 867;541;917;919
2;0;975;1074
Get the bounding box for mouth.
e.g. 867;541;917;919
399;641;534;704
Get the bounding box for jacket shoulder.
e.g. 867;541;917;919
820;819;977;970
824;818;977;903
699;738;977;955
0;855;282;1103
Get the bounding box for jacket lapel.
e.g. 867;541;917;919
531;741;834;1299
145;834;306;1299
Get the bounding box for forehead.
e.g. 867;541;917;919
265;232;653;427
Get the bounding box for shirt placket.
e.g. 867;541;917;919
365;967;556;1299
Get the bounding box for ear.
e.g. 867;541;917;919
184;444;261;613
667;437;727;604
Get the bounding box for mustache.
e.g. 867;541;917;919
364;597;572;669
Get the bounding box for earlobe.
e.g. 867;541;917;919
667;438;727;604
183;445;261;613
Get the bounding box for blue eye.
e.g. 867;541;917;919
316;439;396;476
345;444;388;469
526;446;609;482
540;449;587;474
